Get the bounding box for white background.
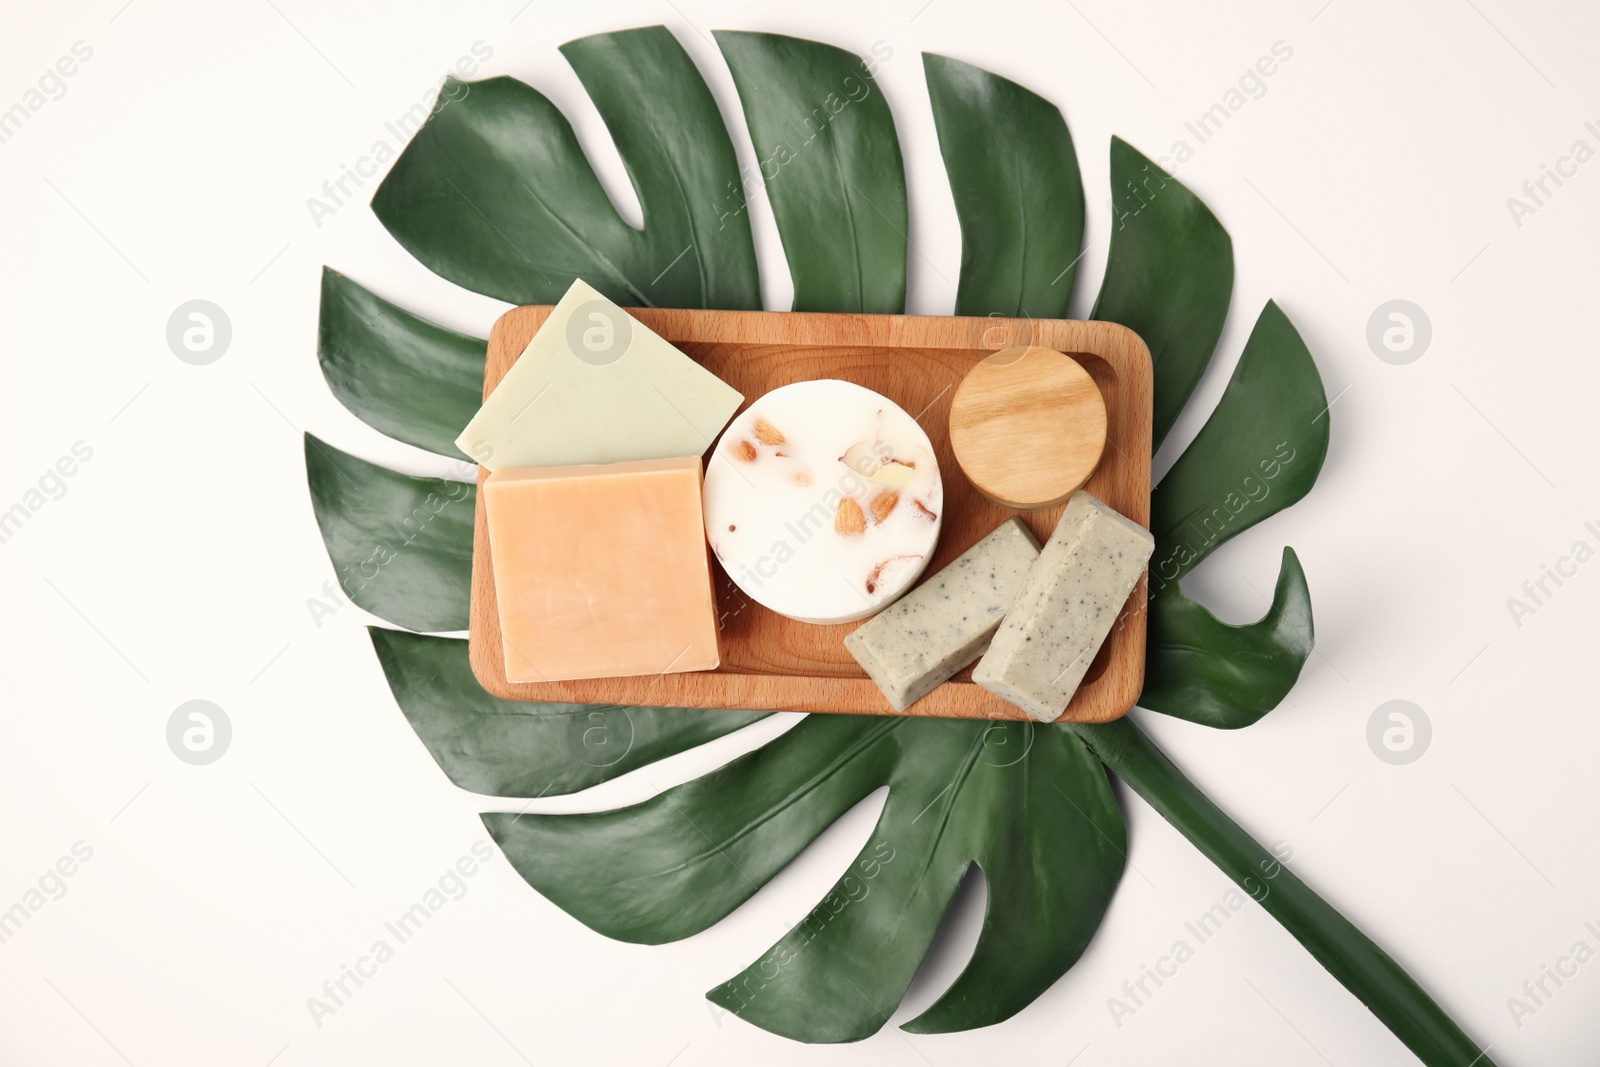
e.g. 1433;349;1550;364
2;0;1597;1063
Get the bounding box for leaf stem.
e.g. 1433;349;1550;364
1070;716;1495;1067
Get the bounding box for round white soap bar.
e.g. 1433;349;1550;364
704;380;943;625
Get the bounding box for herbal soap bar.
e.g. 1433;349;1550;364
703;380;942;625
844;518;1041;712
483;456;720;683
973;492;1153;722
457;279;743;471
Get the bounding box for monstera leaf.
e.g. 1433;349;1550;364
305;25;1491;1066
717;31;907;313
304;434;473;633
317;268;486;459
371;627;767;796
924;52;1084;317
488;715;1122;1039
372;25;759;310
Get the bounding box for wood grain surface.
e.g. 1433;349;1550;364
948;345;1108;510
468;307;1153;723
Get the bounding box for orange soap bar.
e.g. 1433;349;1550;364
483;457;721;683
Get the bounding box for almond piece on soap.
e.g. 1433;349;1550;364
753;418;785;446
727;439;758;462
835;497;866;535
870;490;899;524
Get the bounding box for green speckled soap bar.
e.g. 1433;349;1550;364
844;518;1041;712
973;492;1153;722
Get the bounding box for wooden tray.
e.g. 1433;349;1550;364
468;308;1153;723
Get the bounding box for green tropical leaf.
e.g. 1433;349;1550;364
305;434;473;633
372;26;760;309
1141;548;1313;728
1092;136;1233;452
1140;299;1329;725
317;268;485;460
923;52;1084;317
715;31;907;313
370;627;766;796
1149;301;1328;577
485;714;1123;1040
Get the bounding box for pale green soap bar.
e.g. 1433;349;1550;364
456;279;743;471
845;518;1041;712
973;492;1154;722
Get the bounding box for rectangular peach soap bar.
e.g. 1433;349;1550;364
483;456;720;683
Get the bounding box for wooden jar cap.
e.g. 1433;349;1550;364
948;346;1107;511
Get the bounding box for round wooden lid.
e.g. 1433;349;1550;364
948;346;1107;511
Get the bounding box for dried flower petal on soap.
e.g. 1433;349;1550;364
840;439;878;476
866;553;922;594
913;500;938;521
869;460;918;487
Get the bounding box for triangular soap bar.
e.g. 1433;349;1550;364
457;279;744;471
